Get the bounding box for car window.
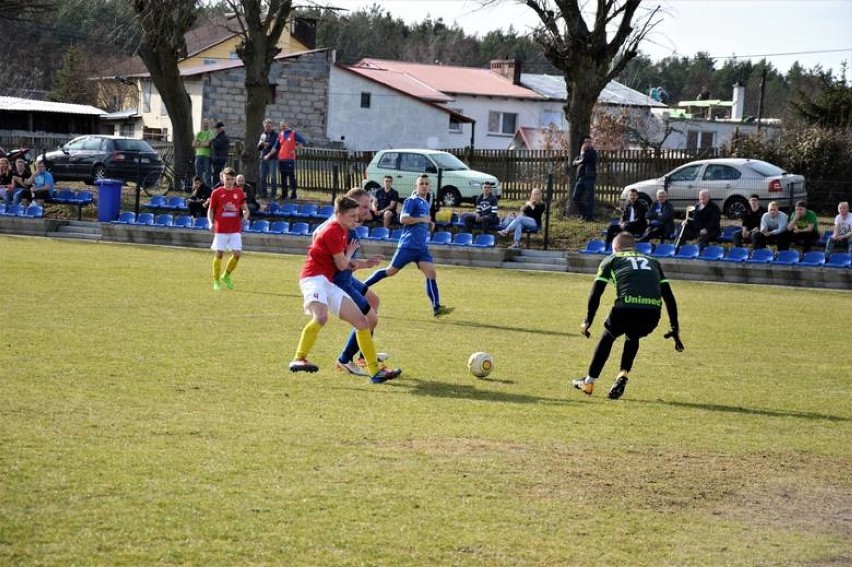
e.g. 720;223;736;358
83;137;104;151
670;164;701;182
744;160;786;177
399;153;432;173
702;164;741;181
430;152;469;171
115;139;152;152
64;138;87;151
376;152;398;170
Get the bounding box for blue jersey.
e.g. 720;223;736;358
398;195;430;250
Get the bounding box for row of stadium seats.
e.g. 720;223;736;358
0;203;44;218
578;239;851;267
110;212;498;247
48;189;95;207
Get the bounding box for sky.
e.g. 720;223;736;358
321;0;852;76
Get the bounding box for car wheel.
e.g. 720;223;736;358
438;187;461;207
724;196;748;219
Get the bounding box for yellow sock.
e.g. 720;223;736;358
225;255;239;275
355;328;378;375
212;257;223;281
295;319;323;360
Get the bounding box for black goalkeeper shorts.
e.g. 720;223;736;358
603;307;661;340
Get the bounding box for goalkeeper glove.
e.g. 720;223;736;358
663;328;685;352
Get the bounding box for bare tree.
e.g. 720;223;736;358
222;0;293;184
129;0;198;184
492;0;660;211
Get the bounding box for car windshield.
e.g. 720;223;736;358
115;139;154;152
743;160;787;177
430;152;469;171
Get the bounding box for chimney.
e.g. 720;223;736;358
732;82;745;121
490;59;521;85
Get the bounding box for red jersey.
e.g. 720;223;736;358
276;130;298;160
300;220;347;281
209;186;246;234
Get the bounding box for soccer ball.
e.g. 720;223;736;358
468;352;494;378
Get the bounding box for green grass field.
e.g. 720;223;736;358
1;235;850;565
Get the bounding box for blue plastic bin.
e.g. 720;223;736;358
95;178;123;222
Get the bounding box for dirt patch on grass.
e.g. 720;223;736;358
381;437;852;539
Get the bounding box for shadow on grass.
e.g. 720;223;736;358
634;398;850;422
393;378;573;406
425;319;574;338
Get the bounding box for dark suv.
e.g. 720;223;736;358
44;135;165;186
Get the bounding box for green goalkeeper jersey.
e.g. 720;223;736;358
595;251;668;310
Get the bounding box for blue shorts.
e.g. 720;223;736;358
390;247;433;270
336;276;370;314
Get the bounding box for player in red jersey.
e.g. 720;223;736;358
207;167;250;291
290;195;401;383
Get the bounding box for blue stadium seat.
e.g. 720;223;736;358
473;233;495;247
167;196;188;211
153;213;173;227
697;245;724;261
145;195;167;211
745;248;774;264
53;188;77;204
450;232;473;246
133;212;155;225
289;222;310;235
112;211;136;224
365;227;389;240
0;204;6;215
294;204;318;218
650;243;675;258
817;230;832;247
430;231;452;245
579;239;605;255
720;246;749;263
773;250;800;265
22;204;44;218
635;241;653;255
192;217;209;230
826;252;851;268
172;215;193;228
279;203;298;217
2;204;23;217
388;228;402;241
718;225;740;243
799;251;825;267
75;190;94;206
269;221;289;235
674;244;700;259
315;204;334;219
247;219;270;233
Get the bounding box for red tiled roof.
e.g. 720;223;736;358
352;58;545;100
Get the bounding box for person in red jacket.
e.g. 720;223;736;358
264;119;308;200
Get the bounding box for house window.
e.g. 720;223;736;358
488;111;517;135
142;81;152;113
540;109;562;128
120;123;134;138
448;108;462;132
360;92;371;109
686;130;715;149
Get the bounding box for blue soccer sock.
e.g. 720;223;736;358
363;269;388;288
339;329;361;364
426;278;439;309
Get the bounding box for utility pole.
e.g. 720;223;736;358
756;67;767;132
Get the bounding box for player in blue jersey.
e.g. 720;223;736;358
363;174;454;318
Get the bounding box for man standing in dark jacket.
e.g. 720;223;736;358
571;135;597;221
210;121;230;185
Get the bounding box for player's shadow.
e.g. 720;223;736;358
633;398;849;422
393;378;572;405
432;319;573;338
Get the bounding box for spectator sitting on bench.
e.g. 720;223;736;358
370;175;399;228
187;175;212;218
0;158;13;206
461;181;499;231
679;189;721;248
236;174;262;214
825;201;852;257
498;188;545;248
786;200;819;252
7;158;32;207
732;194;765;248
27;159;54;207
605;188;647;244
752;201;789;250
638;189;674;243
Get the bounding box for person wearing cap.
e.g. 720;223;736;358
192;118;214;185
461;181;499;231
210;121;230;185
